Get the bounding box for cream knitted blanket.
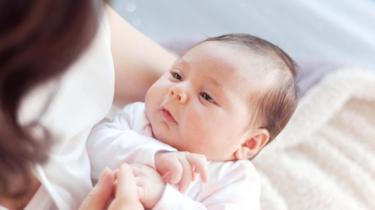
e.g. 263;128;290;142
254;69;375;210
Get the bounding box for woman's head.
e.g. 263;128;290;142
0;0;105;197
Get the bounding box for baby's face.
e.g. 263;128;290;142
145;42;263;161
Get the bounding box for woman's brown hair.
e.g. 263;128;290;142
0;0;104;197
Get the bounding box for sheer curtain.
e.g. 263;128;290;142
112;0;375;69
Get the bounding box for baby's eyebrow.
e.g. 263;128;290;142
206;77;229;102
174;59;190;69
207;76;223;89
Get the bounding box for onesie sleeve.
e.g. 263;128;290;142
87;103;176;180
153;161;261;210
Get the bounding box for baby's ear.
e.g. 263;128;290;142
234;129;270;160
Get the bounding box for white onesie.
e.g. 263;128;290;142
87;102;261;210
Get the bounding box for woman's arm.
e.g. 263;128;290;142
106;6;176;106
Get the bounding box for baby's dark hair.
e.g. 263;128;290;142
203;33;298;143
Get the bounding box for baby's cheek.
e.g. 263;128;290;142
182;121;209;143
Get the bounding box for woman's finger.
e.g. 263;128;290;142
79;168;115;210
109;163;145;210
115;163;139;202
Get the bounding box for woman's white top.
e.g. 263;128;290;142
2;16;115;210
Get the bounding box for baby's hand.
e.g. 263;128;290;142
155;151;208;192
130;164;165;209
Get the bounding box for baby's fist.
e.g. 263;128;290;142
155;151;208;192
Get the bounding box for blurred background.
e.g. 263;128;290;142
111;0;375;70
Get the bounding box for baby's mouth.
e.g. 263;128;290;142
161;108;177;124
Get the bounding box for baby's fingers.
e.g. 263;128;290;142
177;157;193;192
186;154;208;182
162;158;183;184
159;156;183;185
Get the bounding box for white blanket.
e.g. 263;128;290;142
253;68;375;210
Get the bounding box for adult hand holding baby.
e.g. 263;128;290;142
130;164;166;209
79;164;144;210
80;151;209;210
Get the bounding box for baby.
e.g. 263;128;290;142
87;33;298;210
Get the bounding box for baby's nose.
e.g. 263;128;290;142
169;88;187;103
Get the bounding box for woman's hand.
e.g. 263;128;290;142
79;164;144;210
130;164;166;209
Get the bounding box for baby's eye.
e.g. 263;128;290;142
200;92;215;104
170;71;182;81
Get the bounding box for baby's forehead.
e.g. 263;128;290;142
207;41;288;83
181;43;277;88
188;41;280;71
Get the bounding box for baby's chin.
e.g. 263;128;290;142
149;123;171;145
150;126;185;151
